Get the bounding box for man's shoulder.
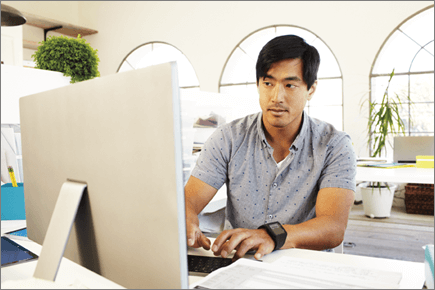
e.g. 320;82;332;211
306;115;349;144
221;112;261;135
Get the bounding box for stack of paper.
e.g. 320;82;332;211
191;256;403;289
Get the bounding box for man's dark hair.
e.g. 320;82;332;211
256;35;320;90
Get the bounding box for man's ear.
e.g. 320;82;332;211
306;80;317;101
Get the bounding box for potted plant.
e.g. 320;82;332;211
32;34;100;84
359;69;412;218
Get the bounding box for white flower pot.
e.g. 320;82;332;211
355;182;368;204
360;184;397;218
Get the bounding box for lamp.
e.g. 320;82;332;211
1;4;26;26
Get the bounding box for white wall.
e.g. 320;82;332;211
2;1;81;26
3;1;433;156
78;1;435;157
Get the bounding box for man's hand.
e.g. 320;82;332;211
185;176;218;251
186;222;211;250
211;228;275;261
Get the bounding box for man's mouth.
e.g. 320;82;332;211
268;107;287;115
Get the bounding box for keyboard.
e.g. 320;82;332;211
188;255;233;275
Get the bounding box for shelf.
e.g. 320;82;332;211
22;11;98;50
23;39;39;50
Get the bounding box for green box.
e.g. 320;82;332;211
1;183;26;220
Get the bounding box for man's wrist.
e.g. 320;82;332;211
258;222;287;251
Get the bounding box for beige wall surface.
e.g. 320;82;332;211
3;1;433;156
2;1;81;27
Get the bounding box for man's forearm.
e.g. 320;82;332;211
282;216;347;250
185;199;201;227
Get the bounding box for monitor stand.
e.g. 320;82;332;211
33;180;87;281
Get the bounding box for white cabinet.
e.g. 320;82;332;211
1;65;71;124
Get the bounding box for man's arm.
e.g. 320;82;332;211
211;187;354;260
282;187;355;249
185;175;218;250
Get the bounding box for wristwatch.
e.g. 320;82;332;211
258;222;287;251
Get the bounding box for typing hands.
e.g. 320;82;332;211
212;228;275;261
186;223;211;250
187;221;275;261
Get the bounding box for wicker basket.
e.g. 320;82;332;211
405;183;434;215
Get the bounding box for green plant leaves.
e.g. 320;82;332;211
367;69;412;157
31;34;100;84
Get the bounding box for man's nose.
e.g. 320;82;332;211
271;84;285;103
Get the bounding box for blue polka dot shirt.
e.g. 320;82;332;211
191;111;357;230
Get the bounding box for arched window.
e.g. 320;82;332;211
117;42;200;93
219;25;343;129
370;6;434;157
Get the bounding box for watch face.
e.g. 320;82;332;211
270;222;285;235
270;223;280;230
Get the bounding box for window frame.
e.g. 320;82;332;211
116;41;200;90
369;5;434;157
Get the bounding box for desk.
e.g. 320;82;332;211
188;239;426;289
356;167;434;184
2;221;427;289
1;220;124;289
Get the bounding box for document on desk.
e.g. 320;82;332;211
191;256;402;289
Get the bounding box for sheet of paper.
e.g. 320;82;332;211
1;128;21;182
271;256;402;287
191;257;402;289
1;149;11;183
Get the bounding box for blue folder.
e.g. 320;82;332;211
1;183;26;220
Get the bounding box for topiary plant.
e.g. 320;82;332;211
32;34;100;84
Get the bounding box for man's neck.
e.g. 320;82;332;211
263;114;303;151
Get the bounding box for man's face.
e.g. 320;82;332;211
258;58;317;131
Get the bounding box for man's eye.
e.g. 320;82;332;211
286;84;295;88
264;82;272;86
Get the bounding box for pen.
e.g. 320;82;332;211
8;166;18;187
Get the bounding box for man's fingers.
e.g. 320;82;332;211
187;228;197;247
187;225;210;250
213;230;249;258
211;230;233;254
198;233;211;250
254;243;270;260
233;238;256;261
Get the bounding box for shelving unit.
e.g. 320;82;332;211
22;11;98;50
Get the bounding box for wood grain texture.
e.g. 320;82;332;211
344;204;434;262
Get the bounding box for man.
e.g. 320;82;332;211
185;35;356;261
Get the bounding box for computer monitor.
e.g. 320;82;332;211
393;136;434;163
19;63;188;288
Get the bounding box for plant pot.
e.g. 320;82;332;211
354;182;368;204
360;184;397;218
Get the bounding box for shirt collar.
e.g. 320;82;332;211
257;110;308;151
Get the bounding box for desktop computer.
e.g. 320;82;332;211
19;63;188;288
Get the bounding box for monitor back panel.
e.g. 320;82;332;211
20;63;188;289
394;136;434;163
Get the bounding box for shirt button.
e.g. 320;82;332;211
272;183;278;188
269;215;273;219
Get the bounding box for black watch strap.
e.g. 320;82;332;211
258;222;287;251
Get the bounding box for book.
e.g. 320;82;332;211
357;162;416;169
